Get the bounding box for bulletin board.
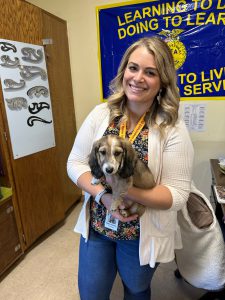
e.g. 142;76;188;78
96;0;225;102
0;39;55;159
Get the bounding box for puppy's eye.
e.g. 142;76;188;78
114;151;122;157
99;150;106;155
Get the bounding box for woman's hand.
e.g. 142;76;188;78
101;193;138;222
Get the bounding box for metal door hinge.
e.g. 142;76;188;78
6;206;13;214
42;38;53;45
22;233;26;245
15;243;21;252
3;131;7;141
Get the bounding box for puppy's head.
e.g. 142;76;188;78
88;135;137;179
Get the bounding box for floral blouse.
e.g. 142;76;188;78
90;118;149;240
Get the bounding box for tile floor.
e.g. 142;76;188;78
0;201;207;300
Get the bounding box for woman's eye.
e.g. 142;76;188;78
146;69;158;77
128;65;137;71
146;70;155;76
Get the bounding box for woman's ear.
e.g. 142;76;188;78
118;140;136;178
88;141;104;179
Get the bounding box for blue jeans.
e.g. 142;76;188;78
78;228;158;300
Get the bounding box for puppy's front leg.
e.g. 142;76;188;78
110;177;133;217
110;197;124;212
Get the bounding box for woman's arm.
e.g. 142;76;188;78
125;185;173;210
77;172;105;197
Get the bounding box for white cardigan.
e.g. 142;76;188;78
67;103;194;267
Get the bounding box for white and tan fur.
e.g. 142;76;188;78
88;135;155;217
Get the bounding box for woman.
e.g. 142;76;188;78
67;36;194;300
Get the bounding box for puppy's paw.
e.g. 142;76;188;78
119;209;129;218
110;202;119;212
91;177;100;185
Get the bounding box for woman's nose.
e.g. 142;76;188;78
134;71;144;82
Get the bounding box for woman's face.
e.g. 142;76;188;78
122;46;161;108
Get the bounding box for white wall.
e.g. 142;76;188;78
27;0;225;197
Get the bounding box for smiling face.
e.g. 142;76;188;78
122;46;161;111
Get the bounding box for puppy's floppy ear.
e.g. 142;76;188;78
118;139;137;178
88;140;104;179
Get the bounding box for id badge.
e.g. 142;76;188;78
104;211;119;231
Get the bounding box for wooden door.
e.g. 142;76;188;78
41;10;81;212
0;0;81;249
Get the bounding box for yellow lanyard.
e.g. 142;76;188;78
119;113;146;144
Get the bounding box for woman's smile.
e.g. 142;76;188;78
128;84;147;93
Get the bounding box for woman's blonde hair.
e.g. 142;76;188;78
107;36;180;132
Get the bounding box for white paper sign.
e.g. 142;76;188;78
183;103;206;132
0;39;55;159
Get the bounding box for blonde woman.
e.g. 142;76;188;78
67;36;194;300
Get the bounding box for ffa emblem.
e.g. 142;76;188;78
159;29;187;70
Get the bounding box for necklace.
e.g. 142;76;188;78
119;112;146;144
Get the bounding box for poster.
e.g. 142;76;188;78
0;39;55;159
97;0;225;101
183;103;206;131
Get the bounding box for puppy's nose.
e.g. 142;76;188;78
106;166;114;174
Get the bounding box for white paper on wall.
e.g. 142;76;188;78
183;103;206;132
0;39;55;159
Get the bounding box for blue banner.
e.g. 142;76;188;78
97;0;225;101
